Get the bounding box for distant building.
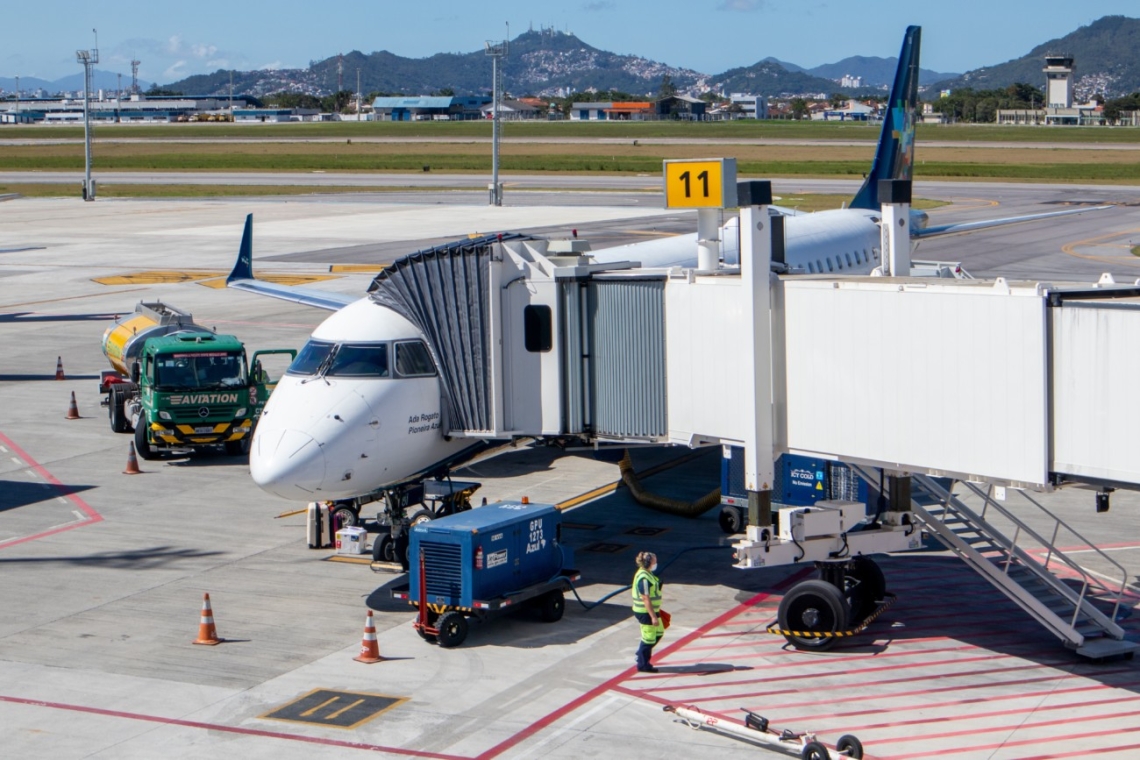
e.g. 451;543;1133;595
655;95;706;120
0;94;256;124
371;96;491;121
812;100;875;121
839;74;863;89
995;53;1108;126
710;93;768;120
569;101;653;120
480;99;541;120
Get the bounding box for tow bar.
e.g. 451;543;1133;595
664;704;864;760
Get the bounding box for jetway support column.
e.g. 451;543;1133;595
738;181;776;529
879;179;911;276
888;474;912;512
696;208;720;272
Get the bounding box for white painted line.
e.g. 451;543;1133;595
514;694;621;759
72;511;84;521
24;470;38;479
56;497;68;504
0;445;8;453
10;456;20;464
1062;545;1140;555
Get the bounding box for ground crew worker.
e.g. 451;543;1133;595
631;551;664;672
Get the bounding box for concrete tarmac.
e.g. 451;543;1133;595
1;193;1139;759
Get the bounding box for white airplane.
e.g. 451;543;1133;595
227;25;1108;536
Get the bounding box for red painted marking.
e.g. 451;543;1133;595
0;431;103;549
813;693;1140;736
788;680;1140;729
749;666;1138;715
0;695;465;759
880;722;1140;760
470;567;814;760
1018;740;1140;759
645;659;1081;704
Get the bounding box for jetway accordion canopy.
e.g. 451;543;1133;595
368;233;533;434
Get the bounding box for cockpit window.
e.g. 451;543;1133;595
395;341;436;377
327;344;389;377
287;340;334;375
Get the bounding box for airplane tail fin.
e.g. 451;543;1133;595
226;214;255;283
849;26;921;210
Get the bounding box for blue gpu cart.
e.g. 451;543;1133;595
393;500;579;647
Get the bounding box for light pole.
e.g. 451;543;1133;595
76;29;99;200
13;76;17;118
485;33;508;206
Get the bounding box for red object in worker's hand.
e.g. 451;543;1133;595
659;610;671;629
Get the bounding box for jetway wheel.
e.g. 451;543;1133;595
844;557;886;622
436;611;469;648
837;734;864;758
718;505;745;535
777;579;850;651
134;414;156;460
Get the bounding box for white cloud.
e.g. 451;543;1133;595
166;35;182;54
718;0;765;10
261;61;283;71
206;58;230;69
163;60;186;79
191;44;217;59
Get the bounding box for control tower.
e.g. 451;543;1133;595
1044;54;1074;108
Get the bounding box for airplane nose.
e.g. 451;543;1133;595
250;428;327;500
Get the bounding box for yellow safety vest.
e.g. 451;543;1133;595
631;568;662;613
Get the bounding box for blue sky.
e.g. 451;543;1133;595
4;1;1135;83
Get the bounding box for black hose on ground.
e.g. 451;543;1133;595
618;451;721;518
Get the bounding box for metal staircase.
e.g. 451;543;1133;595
850;465;1137;660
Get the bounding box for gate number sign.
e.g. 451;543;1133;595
663;158;737;209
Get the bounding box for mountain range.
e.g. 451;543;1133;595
0;72;152;96
932;16;1140;99
8;16;1140;102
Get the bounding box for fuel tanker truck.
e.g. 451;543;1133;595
99;301;295;459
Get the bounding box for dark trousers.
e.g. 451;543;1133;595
635;612;660;670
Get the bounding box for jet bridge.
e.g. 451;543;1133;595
367;186;1140;658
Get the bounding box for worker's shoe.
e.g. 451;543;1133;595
637;665;659;673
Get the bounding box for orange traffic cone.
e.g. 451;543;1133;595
193;593;223;645
55;356;65;381
65;391;80;420
123;442;141;475
353;610;383;663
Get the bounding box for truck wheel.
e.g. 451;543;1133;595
436;611;468;648
109;388;131;433
539;590;566;623
134;413;157;460
777;579;850;651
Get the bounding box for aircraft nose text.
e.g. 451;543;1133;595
250;428;327;500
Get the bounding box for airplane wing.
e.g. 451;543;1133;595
225;214;358;312
914;205;1113;239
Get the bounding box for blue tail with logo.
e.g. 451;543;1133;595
849;26;921;210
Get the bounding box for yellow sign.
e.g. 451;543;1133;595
662;158;737;209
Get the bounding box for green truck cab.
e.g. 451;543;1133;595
110;332;294;459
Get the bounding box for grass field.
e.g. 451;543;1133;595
3;138;1139;182
6;120;1140;143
